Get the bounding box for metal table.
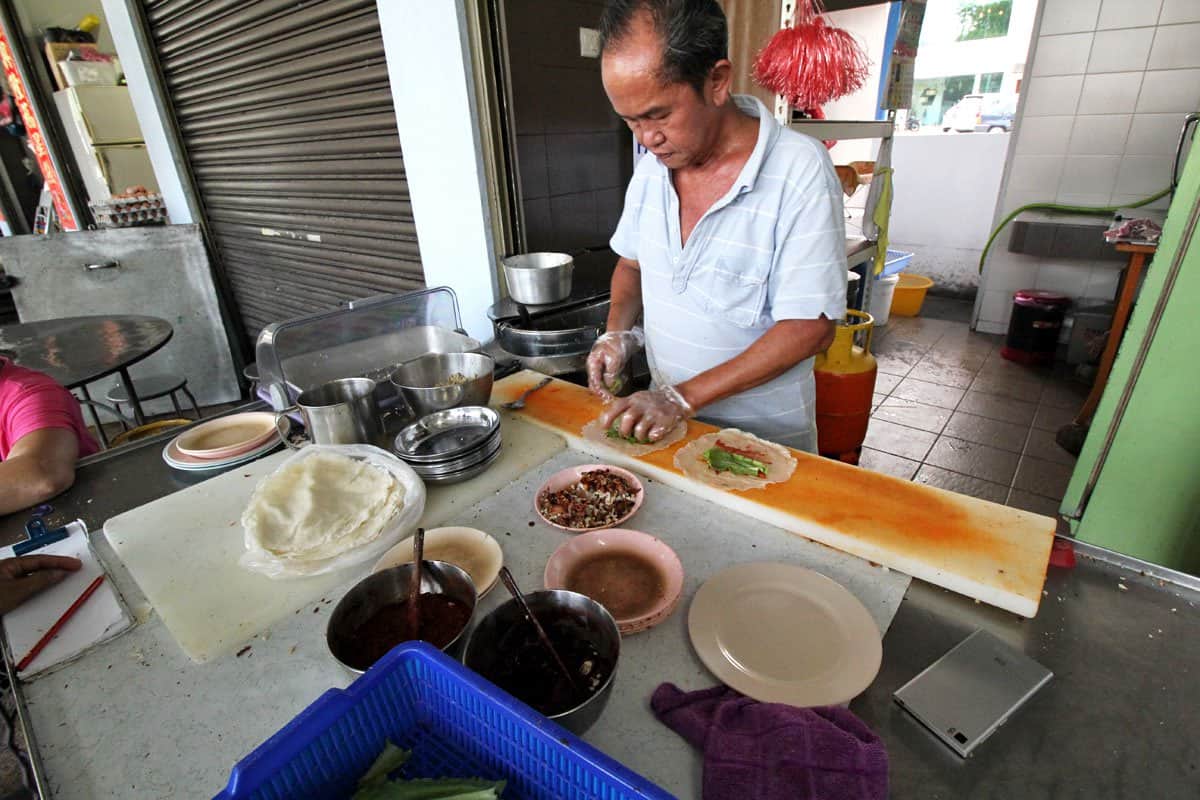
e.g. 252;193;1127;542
0;315;174;426
1;421;1198;798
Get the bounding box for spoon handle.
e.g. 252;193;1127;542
498;567;581;694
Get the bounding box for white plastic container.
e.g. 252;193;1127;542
870;274;900;326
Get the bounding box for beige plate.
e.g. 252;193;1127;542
372;526;503;597
174;412;279;459
688;562;882;707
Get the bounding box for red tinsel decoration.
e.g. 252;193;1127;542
753;0;870;110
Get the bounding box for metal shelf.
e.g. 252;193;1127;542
787;119;894;141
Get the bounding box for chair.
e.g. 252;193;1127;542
104;374;201;422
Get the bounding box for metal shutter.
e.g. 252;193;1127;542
142;0;424;342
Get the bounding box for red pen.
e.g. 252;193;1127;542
16;575;105;672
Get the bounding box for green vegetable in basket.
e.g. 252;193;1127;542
352;741;505;800
703;446;767;477
605;420;648;445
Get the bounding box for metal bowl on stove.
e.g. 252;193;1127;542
502;252;574;305
391;352;494;417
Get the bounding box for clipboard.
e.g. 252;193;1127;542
1;518;133;678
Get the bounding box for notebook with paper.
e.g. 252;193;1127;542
1;520;133;678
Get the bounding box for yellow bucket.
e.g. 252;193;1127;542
890;273;934;317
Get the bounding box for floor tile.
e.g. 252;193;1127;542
1033;403;1077;431
943;411;1030;453
918;296;975;323
908;360;978;389
872;392;887;412
1023;427;1077;466
882;321;947;348
913;465;1010;503
891;377;966;410
1013;455;1074;499
970;374;1045;403
873;397;952;434
957;391;1038;426
977;357;1051;385
875;352;916;377
925;435;1021;485
874;372;902;394
862;418;937;462
1006;489;1063;517
1039;380;1089;410
921;348;989;373
858;447;920;480
873;338;927;376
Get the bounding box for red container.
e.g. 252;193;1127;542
814;310;877;464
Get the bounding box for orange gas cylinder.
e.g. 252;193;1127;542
814;309;877;464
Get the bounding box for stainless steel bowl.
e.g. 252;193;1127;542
391;352;494;417
408;433;502;476
326;561;477;675
463;589;620;735
502;253;574;305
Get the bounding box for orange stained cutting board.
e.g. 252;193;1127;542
493;371;1055;618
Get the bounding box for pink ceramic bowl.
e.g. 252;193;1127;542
543;528;684;635
534;464;645;533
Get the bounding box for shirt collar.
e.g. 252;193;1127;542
729;93;779;195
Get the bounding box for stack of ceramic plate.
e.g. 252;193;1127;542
392;406;502;485
162;412;286;472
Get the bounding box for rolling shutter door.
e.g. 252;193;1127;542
142;0;424;342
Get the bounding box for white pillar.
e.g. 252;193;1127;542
101;0;198;225
376;0;500;342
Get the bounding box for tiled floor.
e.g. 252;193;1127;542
859;302;1088;519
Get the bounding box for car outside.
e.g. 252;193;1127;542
941;93;1017;133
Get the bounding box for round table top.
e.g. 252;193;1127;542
0;315;174;388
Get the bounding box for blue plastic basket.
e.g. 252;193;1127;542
879;249;914;278
214;642;675;800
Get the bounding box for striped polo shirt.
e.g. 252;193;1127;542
610;94;847;452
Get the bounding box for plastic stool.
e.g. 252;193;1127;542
105;374;201;420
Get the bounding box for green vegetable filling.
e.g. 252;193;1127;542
605;420;648;445
703;446;767;478
353;741;505;799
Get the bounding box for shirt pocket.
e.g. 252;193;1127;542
689;259;769;328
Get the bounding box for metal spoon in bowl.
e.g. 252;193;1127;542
407;527;424;638
497;567;582;695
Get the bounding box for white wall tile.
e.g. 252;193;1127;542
1067;114;1132;154
1098;0;1163;29
1084;268;1121;299
1015;115;1076;154
1111;192;1172;210
1040;0;1103;35
1057;192;1119;206
1136;68;1200;111
1147;22;1200;69
978;289;1016;323
1160;0;1200;25
1114;154;1174;195
984;259;1041;293
1087;27;1155;72
1060;155;1122;196
1023;74;1085;116
1126;112;1189;155
1000;189;1055;215
1077;72;1144;114
1033;33;1094;76
1007;154;1066;195
1035;262;1090;295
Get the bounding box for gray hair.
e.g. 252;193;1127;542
599;0;729;93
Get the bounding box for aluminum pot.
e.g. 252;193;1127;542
463;589;620;735
493;297;608;359
502;252;574;305
390;352;494;417
326;561;477;675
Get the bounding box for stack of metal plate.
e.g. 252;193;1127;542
392;406;502;484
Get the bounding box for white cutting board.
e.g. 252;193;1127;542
1;521;132;677
102;416;566;663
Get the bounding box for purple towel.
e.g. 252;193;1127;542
651;683;888;800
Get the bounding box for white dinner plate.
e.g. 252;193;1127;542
688;562;882;707
162;419;287;472
373;526;503;597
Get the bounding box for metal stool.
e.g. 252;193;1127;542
104;374;201;421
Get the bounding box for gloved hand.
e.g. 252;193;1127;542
599;385;695;443
586;327;645;400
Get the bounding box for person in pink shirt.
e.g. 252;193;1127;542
0;356;99;516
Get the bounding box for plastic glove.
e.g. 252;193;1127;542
599;385;695;443
586;327;645;400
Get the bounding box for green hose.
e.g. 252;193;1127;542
978;186;1173;274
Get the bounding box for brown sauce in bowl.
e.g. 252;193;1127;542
565;550;666;620
342;595;470;670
